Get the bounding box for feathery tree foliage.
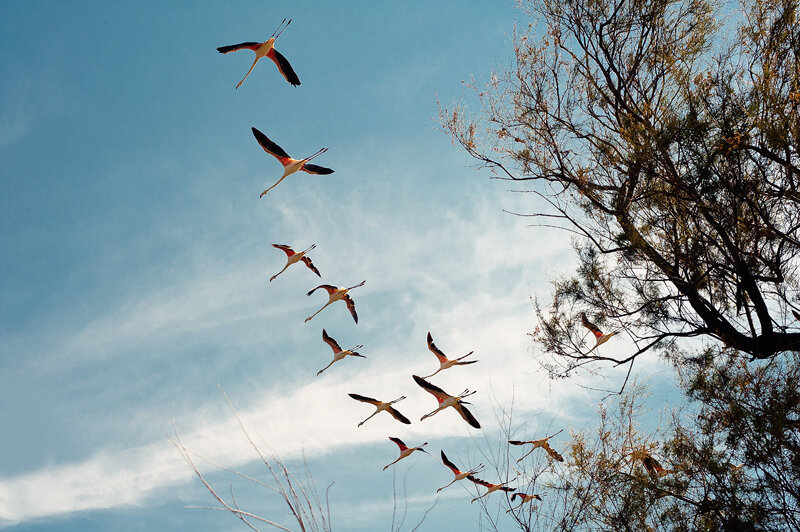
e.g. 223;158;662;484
444;0;800;375
443;0;800;528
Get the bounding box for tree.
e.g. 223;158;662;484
442;0;800;528
443;0;800;379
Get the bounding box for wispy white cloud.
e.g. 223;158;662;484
0;187;592;526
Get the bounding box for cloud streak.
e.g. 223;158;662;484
0;187;589;526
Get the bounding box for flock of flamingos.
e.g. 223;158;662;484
215;17;632;515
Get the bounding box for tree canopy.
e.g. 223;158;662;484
443;0;800;378
443;0;800;529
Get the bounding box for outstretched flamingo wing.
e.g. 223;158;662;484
308;284;337;296
348;393;380;406
543;442;564;462
580;312;604;339
271;243;296;257
426;332;449;363
266;48;301;86
252;127;291;162
217;42;261;54
389;437;409;451
412;375;448;402
301;163;335;175
466;475;493;488
343;294;358;324
508;440;529;446
440;451;462;475
322;329;342;353
454;402;481;429
643;456;666;478
386;405;411;425
301;256;321;277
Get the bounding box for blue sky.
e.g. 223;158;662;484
0;2;676;530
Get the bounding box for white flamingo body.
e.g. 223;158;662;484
217;19;301;89
348;393;410;427
509;429;564;462
422;332;477;379
580;312;617;350
507;492;542;512
383;437;429;470
467;475;515;503
316;329;365;375
413;375;481;429
251;128;333;198
437;450;484;492
269;243;320;282
305;281;365;323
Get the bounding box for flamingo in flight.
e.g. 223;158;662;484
316;329;365;376
467;474;515;503
413;375;481;429
252;127;334;198
507;493;542;512
269;243;320;282
217;18;300;88
509;429;564;462
628;449;670;479
383;437;429;470
305;281;365;324
580;312;617;350
437;450;484;493
422;332;478;379
348;393;410;427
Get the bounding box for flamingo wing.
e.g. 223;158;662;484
440;451;462;475
454;402;481;429
387;405;411;425
389;437;409;451
266;48;301;86
580;312;603;337
426;332;449;363
643;456;666;478
348;393;380;406
271;243;296;257
322;329;342;353
412;375;448;401
508;440;529;446
308;284;337;296
343;294;358;324
466;475;493;488
217;42;261;54
252;127;291;161
543;442;564;462
301;163;335;175
301;256;321;277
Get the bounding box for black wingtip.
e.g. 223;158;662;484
413;374;425;385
